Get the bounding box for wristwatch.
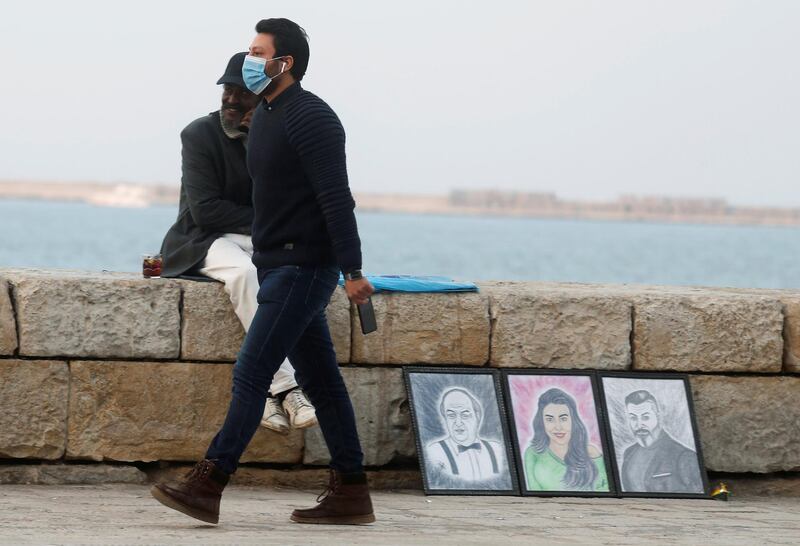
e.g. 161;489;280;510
344;269;364;281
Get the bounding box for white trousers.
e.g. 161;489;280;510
199;233;298;395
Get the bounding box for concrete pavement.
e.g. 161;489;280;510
0;485;798;545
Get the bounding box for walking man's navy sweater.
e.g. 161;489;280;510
247;82;362;274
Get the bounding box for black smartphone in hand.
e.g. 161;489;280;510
357;298;377;335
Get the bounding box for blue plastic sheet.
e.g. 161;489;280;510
338;274;478;293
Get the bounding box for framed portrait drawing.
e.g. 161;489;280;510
502;370;616;497
403;367;519;495
598;373;709;498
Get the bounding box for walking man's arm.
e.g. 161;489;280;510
285;101;373;303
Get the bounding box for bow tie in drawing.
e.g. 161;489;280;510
457;442;482;453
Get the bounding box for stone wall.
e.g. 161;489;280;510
1;268;799;485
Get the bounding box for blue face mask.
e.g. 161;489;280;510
242;54;287;95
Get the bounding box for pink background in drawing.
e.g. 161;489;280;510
508;375;604;456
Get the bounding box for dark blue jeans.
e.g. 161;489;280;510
206;265;364;474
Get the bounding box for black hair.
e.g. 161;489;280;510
624;390;659;412
531;388;598;490
255;18;310;81
439;388;483;424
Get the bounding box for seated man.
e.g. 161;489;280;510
160;51;315;434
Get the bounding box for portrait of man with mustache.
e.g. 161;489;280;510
620;390;704;494
425;387;505;482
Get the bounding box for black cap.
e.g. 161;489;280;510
216;52;248;87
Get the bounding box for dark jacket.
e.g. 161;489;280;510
621;431;704;493
247;82;361;275
160;111;254;277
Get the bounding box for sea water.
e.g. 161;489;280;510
1;199;798;288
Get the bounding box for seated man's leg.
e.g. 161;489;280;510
274;360;318;429
199;234;259;330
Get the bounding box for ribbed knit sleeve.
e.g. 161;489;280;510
285;95;362;273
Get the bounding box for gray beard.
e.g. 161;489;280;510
220;111;240;131
635;426;662;447
219;110;247;140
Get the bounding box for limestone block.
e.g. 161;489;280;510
351;292;489;365
692;287;800;372
179;280;244;362
67;361;303;463
147;466;422;490
230;468;422;490
180;281;351;363
0;464;147;485
486;283;631;369
690;375;800;472
13;273;180;359
0;360;68;459
303;367;416;466
782;298;800;372
0;278;17;354
634;295;783;372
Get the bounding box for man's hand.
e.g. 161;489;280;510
239;109;255;129
345;277;374;305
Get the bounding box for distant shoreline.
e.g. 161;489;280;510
0;181;178;209
2;180;800;228
355;191;800;228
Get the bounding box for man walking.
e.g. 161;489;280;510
151;18;376;525
159;52;317;434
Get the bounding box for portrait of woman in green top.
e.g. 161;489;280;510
524;388;609;492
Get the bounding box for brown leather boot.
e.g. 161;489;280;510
291;470;375;525
150;459;229;524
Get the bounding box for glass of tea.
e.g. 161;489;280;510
142;254;163;278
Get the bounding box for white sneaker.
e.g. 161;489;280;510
260;396;290;434
283;389;318;429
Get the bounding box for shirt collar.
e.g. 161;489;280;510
263;81;303;110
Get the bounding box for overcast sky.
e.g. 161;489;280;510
1;0;798;206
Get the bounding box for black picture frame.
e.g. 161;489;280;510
403;366;520;496
597;372;710;499
501;369;617;497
